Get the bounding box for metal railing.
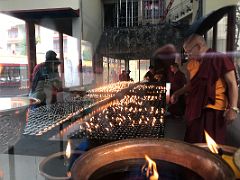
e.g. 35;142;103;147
104;0;167;28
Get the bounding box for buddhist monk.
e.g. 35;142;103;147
171;34;238;144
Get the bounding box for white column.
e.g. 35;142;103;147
120;0;122;11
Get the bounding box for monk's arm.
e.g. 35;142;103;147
224;70;238;122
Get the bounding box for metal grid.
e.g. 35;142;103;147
68;119;164;140
68;83;166;141
23;83;166;139
23;82;134;136
0;114;24;153
23;101;92;136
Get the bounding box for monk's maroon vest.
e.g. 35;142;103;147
185;49;235;124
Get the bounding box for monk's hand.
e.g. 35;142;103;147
170;94;178;104
224;108;238;124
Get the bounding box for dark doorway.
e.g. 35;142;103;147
104;4;116;28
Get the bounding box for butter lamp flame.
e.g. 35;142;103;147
204;130;240;178
66;140;71;159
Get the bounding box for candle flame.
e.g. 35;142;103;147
204;130;219;154
66;140;71;159
67;171;71;177
110;122;113;127
142;155;159;180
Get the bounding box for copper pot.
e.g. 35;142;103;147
71;138;234;180
194;143;237;154
234;148;240;171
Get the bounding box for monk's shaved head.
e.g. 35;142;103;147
183;34;208;54
184;34;206;47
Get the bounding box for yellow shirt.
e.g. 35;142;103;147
187;60;227;110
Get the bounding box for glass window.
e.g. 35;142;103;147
81;40;94;85
117;1;138;27
0;13;28;96
129;59;150;82
217;16;227;52
109;58;120;83
0;3;240;180
103;57;108;84
63;34;81;87
116;59;122;81
8;27;18;38
121;59;125;71
35;25;60;64
129;60;139;82
140;59;150;81
143;0;161;20
206;27;213;48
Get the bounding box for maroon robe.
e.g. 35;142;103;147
169;70;186;116
169;70;186;92
184;49;235;144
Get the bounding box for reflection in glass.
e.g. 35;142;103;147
217;16;227;52
81;40;94;85
64;35;81;87
129;60;139;82
0;13;28;97
35;25;60;64
129;59;150;82
103;57;108;84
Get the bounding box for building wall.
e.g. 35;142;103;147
168;0;238;16
81;0;103;52
202;0;238;15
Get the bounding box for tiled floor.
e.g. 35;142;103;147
0;154;45;180
164;116;186;141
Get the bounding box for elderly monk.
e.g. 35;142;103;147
171;34;238;144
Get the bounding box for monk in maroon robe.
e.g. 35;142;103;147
171;34;238;144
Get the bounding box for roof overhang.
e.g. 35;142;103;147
0;8;79;36
1;8;79;20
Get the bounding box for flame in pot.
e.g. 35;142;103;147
142;155;159;180
204;130;219;154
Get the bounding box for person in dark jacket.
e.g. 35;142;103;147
144;65;155;82
29;50;62;106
